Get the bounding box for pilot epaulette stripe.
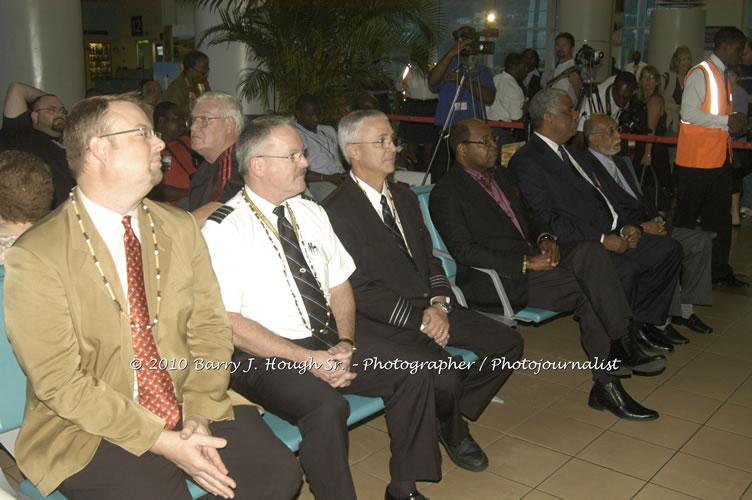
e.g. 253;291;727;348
207;205;235;224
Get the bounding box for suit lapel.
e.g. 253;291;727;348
68;196;129;313
452;166;530;242
140;200;171;330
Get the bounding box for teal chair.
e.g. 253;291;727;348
260;345;479;453
0;265;208;499
411;185;558;326
1;265;480;497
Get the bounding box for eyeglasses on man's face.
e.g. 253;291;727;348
593;126;622;137
255;148;309;163
36;106;68;116
99;127;161;139
190;116;227;128
461;136;497;147
350;136;398;149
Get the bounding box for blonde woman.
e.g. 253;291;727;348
635;65;673;211
664;46;692;136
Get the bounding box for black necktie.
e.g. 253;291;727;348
381;195;412;262
273;205;339;347
723;69;730;105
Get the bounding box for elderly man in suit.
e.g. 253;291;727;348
428;117;663;421
2;94;301;499
323;110;524;471
582;114;714;338
509;88;683;356
201;115;441;500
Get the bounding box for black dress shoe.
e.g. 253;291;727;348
672;314;713;334
610;335;667;376
662;324;690;344
713;274;750;288
588;379;659;421
634;325;674;353
385;489;429;500
439;433;488;472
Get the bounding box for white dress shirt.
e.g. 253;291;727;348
534;132;618;233
78;188;141;398
486;71;525;121
588;148;638;199
349;172;411;251
201;185;355;340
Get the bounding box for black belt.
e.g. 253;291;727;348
406;97;438;103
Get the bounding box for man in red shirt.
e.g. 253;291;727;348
153;101;200;207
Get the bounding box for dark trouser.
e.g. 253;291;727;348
608;232;683;325
59;406;302;500
667;227;714;316
527;241;632;384
358;308;523;445
673;163;734;280
229;335;441;500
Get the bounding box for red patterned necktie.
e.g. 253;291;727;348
122;215;180;429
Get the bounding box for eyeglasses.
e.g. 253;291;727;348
593;126;622;136
256;149;309;163
461;136;497;147
190;67;210;77
36;107;67;116
99;127;161;139
190;116;226;128
350;136;398;149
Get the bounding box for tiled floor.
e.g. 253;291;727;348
2;224;751;499
303;222;752;500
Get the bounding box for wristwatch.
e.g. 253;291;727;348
431;300;453;315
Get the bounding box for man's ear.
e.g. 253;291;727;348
30;110;40;125
88;136;108;163
346;143;359;162
249;156;264;177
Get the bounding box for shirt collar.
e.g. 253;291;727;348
709;53;726;72
78;187;139;240
588;147;614;167
350;171;388;205
462;164;495;184
534;131;565;158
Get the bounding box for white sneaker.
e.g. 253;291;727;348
740;207;752;218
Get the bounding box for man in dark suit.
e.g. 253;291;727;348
582;114;714;337
509;88;683;355
323;110;524;472
429;118;663;421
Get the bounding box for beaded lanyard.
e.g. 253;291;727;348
240;189;335;346
70;189;161;329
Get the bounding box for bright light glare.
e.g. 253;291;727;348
486;12;496;23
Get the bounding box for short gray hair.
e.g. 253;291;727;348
191;91;244;134
236;115;296;176
529;87;568;130
338;110;388;163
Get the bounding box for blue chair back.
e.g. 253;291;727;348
411;185;457;278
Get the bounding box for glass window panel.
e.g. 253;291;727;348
490;29;546;73
494;0;548;28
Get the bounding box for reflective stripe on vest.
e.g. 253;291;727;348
676;60;731;169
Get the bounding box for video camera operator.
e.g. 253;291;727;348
542;32;583;103
573;72;638;148
428;26;496;179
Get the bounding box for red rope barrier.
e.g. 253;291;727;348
386;113;752;150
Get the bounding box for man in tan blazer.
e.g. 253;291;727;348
3;94;301;499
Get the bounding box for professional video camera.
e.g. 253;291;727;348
453;27;498;56
574;44;604;84
618;96;648;135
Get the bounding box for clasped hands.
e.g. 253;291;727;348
603;224;641;253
